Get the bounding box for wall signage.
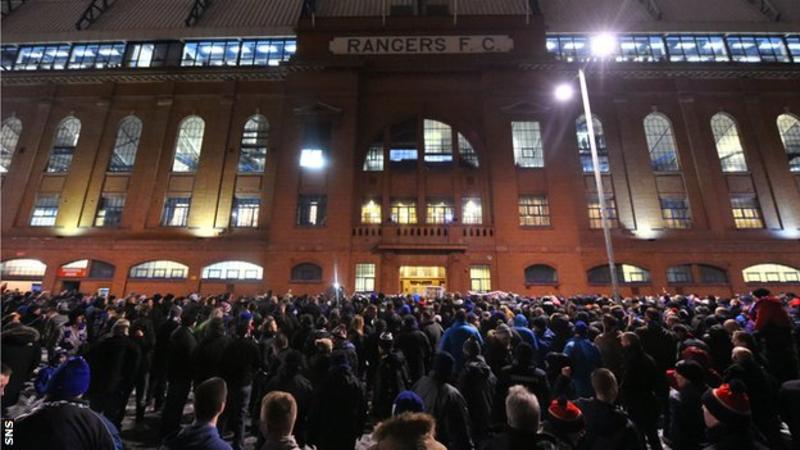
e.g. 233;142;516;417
330;35;513;55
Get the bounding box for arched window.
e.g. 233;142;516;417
57;259;115;279
576;115;609;173
291;263;322;283
699;264;728;284
644;113;680;172
588;263;651;284
667;264;693;284
777;114;800;172
172;116;205;172
458;133;479;168
202;261;263;280
368;118;478;170
363;142;384;171
524;264;558;284
238;115;269;173
108;116;142;172
423;119;453;163
0;259;46;278
47;116;81;173
1;117;22;172
711;113;748;172
742;263;800;283
129;260;188;279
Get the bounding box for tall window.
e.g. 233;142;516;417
576;115;609;173
129;260;188;279
458;133;479;168
470;265;491;292
389;119;418;168
730;194;764;229
355;263;376;292
94;193;125;227
172;116;205;172
47;116;81;173
644;113;680;172
30;194;59;226
743;263;800;283
363;144;384;171
291;263;322;282
162;195;191;227
1;117;22;172
519;196;550;226
587;194;618;229
777;114;800;172
462;197;482;225
300;121;331;170
297;195;326;226
512;121;544;168
239;115;268;173
231;196;260;228
361;200;382;224
108;116;142;172
711;113;748;172
423;119;453;163
426;199;455;224
390;200;417;224
660;196;692;229
202;261;263;280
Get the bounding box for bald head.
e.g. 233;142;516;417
731;346;752;363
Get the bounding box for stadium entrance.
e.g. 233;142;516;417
399;266;446;296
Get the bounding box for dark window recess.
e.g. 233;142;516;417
389;118;418;169
296;195;327;226
301;121;332;153
525;265;558;284
699;264;728;283
89;261;115;279
291;263;322;282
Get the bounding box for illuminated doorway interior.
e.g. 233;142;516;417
399;266;446;295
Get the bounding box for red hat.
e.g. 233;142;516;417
789;298;800;308
547;397;584;434
681;346;711;368
702;380;751;426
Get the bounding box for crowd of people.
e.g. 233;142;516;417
2;285;800;450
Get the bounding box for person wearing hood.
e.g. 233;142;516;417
413;351;474;450
439;309;483;374
635;308;677;376
531;316;555;366
752;289;799;383
665;360;707;450
575;368;643;450
161;377;232;450
369;412;447;450
0;318;41;410
373;332;411;420
701;380;769;450
308;351;366;450
619;332;666;450
17;356;123;450
395;315;432;383
511;313;539;354
457;336;496;443
562;321;602;398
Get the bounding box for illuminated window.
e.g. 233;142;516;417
202;261;263;280
525;264;558;284
512;121;544;168
299;149;325;169
231;196;260;228
172;116;205;172
363;144;384;171
129;260;188;279
390;200;417;224
236;38;296;66
361;200;382;224
423;119;453;163
95;193;125;227
667;264;693;284
291;263;322;282
1;117;22;172
30;194;59;226
788;36;800;62
300;121;331;169
68;43;125;69
355;263;376;292
518;196;550;226
108;116;142;172
162;195;191;227
458;133;479;168
587;194;618;229
470;265;491;292
462;197;482;225
588;264;650;284
711;113;748;173
777;114;800;172
238;115;268;173
126;43;155;67
665;35;728;62
426;199;455;224
0;259;46;278
726;35;790;63
616;35;667;62
576;115;609;173
743;263;800;283
644;113;680;172
546;35;590;62
47;116;81;173
297;195;326;226
389;119;418;168
660;196;692;229
13;44;71;70
730;195;764;229
181;40;240;67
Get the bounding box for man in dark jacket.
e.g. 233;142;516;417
192;317;232;386
160;311;198;438
17;356;122;450
264;350;313;448
701;380;769;450
395;315;432;383
480;384;557;450
132;305;156;422
421;309;444;351
162;377;232;450
636;308;677;375
148;304;182;412
575;368;644;450
86;318;141;429
619;332;666;450
308;352;366;450
495;342;550;425
457;336;496;442
372;332;411;420
666;360;707;450
0;319;41;410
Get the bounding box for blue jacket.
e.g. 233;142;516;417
563;337;603;398
161;422;232;450
439;320;483;372
513;314;539;353
535;327;556;365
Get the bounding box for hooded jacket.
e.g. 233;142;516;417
457;355;496;439
575;397;644;450
512;314;539;352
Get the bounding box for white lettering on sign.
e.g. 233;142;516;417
329;35;513;55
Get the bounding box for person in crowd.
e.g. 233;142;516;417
149;304;182;412
665;360;707;450
395;314;432;384
575;368;643;450
34;350;67;398
619;331;666;450
16;356;123;450
265;350;313;448
511;314;539;354
373;332;411;420
779;379;800;449
132;304;156;422
162;377;232;450
542;396;585;449
439;309;483;373
636;308;677;376
594;314;624;379
457;336;496;443
161;311;199;438
308;352;366;450
481;385;558;450
259;391;309;450
193;317;231;386
495;342;550;424
0;363;11;400
752;289;800;383
562;321;602;398
421;309;444;353
1;313;41;410
60;310;88;355
531;316;555;367
370;412;447;450
701;380;769;450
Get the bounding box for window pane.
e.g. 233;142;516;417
173;116;204;172
426;199;454;224
299;149;325;169
587;194;618;229
525;265;557;284
238;115;268;173
390;200;417;224
660;196;692;229
1;117;22;172
231;196;260;227
47;116;81;173
95;193;125;227
730;194;763;229
512;121;544;168
644;113;680;172
699;265;728;284
777;114;800;172
108;116;142;172
458;133;479;168
711;113;748;173
291;263;322;282
576;115;609;173
162;195;191;227
361;199;382;224
470;265;491;292
667;264;693;284
423;119;452;163
30;194;59;226
519;195;550;226
363;143;384;171
129;260;188;279
202;261;263;280
462;197;482;225
743;263;800;283
297;195;326;226
0;259;47;278
355;263;376;292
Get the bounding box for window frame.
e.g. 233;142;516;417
94;193;126;227
30;194;60;227
161;195;192;227
511;121;545;168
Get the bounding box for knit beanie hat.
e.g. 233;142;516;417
392;390;425;415
702;380;751;427
547;396;585;434
574;321;588;337
675;359;706;385
46;356;91;400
